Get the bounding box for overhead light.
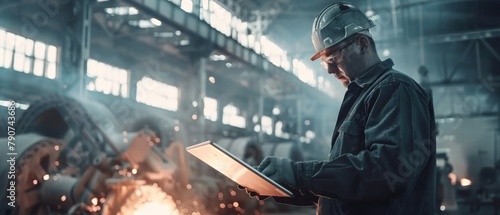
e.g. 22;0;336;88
175;30;181;36
105;7;138;16
128;7;139;15
254;125;261;132
365;10;374;17
150;18;162;26
440;205;445;211
153;32;174;37
305;130;315;139
129;20;157;28
383;49;390;57
299;136;311;144
179;40;190;46
211;54;226;61
208;76;216;84
252;115;259;123
272;107;280;115
225;62;232;68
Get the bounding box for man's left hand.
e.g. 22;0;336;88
258;156;297;188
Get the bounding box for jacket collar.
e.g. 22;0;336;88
350;58;394;88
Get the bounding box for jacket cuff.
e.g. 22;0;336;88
293;161;312;192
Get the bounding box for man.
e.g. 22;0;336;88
242;2;436;214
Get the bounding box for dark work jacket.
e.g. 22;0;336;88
273;59;436;215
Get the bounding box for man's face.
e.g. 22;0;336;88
320;37;359;88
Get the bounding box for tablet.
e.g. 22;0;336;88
186;141;293;197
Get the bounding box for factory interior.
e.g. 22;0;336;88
0;0;499;214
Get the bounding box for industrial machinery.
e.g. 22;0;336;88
472;161;500;214
0;95;309;215
0;95;206;215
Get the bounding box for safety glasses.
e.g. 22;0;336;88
320;38;356;69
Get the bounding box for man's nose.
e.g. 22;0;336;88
327;64;339;75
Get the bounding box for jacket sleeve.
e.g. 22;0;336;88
294;82;434;202
272;185;319;206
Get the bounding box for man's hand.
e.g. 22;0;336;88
238;157;298;200
258;156;297;188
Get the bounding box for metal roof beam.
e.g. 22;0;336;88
120;0;332;101
426;28;500;44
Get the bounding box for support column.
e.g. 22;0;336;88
180;57;207;143
296;97;304;151
390;0;398;39
296;98;303;139
418;4;425;66
61;0;92;98
498;98;500;134
257;76;265;142
198;57;207;142
217;98;227;126
191;0;201;16
128;68;142;103
497;98;500;155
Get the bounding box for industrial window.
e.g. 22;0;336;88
103;6;162;28
235;19;249;47
317;76;337;98
274;121;290;139
180;0;193;13
104;6;139;16
199;0;210;22
293;59;317;87
0;100;29;110
195;2;320;91
260;36;290;70
201;0;232;36
128;18;162;28
86;59;129;98
261;115;273;135
203;97;218;121
136;76;179;111
222;104;246;128
247;35;261;54
169;0;193;13
0;28;58;79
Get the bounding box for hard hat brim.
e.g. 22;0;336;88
310;52;321;61
310;30;373;62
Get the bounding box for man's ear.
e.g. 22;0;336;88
358;35;370;54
